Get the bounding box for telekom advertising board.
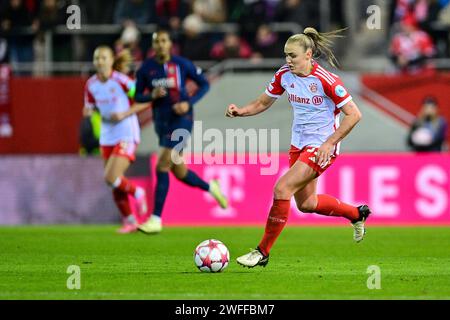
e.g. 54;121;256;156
150;153;450;225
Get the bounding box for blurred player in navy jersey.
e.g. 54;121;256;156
136;30;228;234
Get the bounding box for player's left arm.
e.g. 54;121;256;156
173;60;210;115
110;102;151;122
185;60;210;106
83;83;95;117
110;76;151;122
316;100;362;166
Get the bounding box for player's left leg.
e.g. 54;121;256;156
295;180;359;221
170;150;228;209
104;154;146;233
294;148;371;242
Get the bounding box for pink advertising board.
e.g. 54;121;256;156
145;153;450;226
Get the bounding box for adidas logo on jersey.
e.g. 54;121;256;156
290;83;295;88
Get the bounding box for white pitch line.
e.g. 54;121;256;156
0;292;449;300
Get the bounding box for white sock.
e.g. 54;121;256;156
126;215;136;224
151;215;161;223
134;187;145;199
112;177;122;188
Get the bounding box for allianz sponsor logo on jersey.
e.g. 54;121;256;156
94;97;117;105
151;77;177;88
288;93;324;106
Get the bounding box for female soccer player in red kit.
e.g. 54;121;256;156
83;46;150;234
226;27;371;268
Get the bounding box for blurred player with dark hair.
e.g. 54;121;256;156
83;46;150;233
136;30;228;234
227;27;372;268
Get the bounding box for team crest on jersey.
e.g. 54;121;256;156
335;85;347;98
309;83;318;93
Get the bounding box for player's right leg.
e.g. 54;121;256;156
138;147;172;234
236;161;317;268
103;149;145;233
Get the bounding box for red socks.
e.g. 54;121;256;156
314;194;359;221
258;195;359;256
113;177;137;195
258;199;291;256
112;189;132;217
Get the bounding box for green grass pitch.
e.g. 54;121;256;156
0;225;449;300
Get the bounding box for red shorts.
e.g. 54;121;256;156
289;145;336;176
100;141;137;162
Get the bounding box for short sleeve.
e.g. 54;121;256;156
116;72;136;97
84;83;95;109
329;78;352;108
315;68;352;108
265;66;288;98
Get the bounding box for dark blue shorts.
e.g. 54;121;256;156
154;115;193;149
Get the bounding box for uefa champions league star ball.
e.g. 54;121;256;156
194;239;230;272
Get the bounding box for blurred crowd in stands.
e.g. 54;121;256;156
389;0;450;72
0;0;323;67
0;0;449;73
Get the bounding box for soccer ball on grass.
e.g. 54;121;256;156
194;239;230;272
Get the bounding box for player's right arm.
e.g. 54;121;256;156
226;93;276;118
83;82;95;117
134;64;151;103
226;66;285;118
109;102;150;122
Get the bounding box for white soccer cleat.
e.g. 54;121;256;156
236;248;269;268
209;180;228;209
352;221;366;242
352;205;371;242
138;215;162;234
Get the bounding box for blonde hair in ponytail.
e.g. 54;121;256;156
286;27;347;68
113;49;133;73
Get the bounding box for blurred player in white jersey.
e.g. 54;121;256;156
83;46;150;234
226;27;372;268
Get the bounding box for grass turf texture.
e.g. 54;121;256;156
0;226;449;300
